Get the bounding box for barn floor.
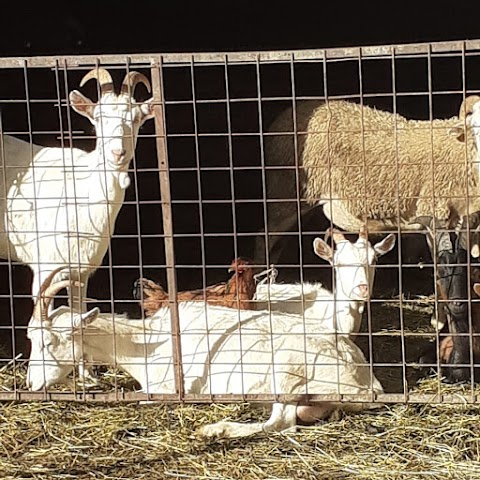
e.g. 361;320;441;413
2;300;480;479
2;400;480;479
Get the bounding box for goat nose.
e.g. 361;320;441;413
111;149;126;161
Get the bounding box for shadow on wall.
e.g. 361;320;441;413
0;53;471;359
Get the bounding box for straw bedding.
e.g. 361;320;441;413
2;399;480;479
2;297;480;479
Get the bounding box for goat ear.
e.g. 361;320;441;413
72;307;100;330
69;90;95;121
448;124;466;143
473;284;480;297
374;233;396;257
140;97;155;121
313;237;333;262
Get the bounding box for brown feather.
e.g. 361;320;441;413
135;257;256;316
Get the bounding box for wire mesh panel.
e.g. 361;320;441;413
1;41;480;408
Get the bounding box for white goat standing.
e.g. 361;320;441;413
2;67;154;314
26;232;395;439
254;227;395;335
256;96;480;264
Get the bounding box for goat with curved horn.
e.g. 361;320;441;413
3;67;155;384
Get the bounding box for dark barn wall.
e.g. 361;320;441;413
1;38;480;359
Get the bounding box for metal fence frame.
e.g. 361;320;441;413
1;39;480;403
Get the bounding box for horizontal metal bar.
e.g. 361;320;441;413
0;390;477;404
163;90;480;105
0;39;478;69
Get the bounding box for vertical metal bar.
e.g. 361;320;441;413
321;51;336;326
189;56;214;401
0;100;18;392
460;42;475;392
123;60;152;397
461;42;478;396
22;61;47;400
390;47;408;401
55;60;84;399
425;45;442;396
357;50;376;399
150;58;184;400
257;63;271;271
255;55;278;402
321;52;342;392
223;55;246;401
288;53;310;395
89;60;121;400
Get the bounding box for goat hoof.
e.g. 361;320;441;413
197;421;247;440
198;422;229;440
443;368;471;384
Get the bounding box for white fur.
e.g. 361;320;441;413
26;234;395;439
254;233;396;335
256;96;480;263
0;72;154;315
26;301;383;438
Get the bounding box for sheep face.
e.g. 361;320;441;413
466;101;480;145
26;306;99;391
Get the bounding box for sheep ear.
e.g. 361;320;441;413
473;284;480;297
448;124;466;142
69;90;95;121
374;233;396;257
313;237;333;262
72;307;100;330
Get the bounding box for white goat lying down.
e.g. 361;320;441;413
26;233;395;439
254;228;396;335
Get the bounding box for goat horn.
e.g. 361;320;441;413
120;71;152;95
324;228;332;244
324;227;346;244
459;95;480;119
331;228;346;244
42;280;74;316
80;68;114;95
358;225;368;239
33;266;70;322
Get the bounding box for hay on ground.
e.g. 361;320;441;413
2;296;480;479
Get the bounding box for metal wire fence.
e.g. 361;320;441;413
1;39;480;403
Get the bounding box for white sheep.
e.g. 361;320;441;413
254;227;395;335
1;67;154;315
26;234;394;439
256;96;480;264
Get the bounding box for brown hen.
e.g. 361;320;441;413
133;257;256;316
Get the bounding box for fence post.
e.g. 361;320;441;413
150;57;184;401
